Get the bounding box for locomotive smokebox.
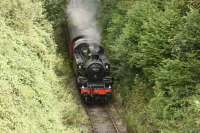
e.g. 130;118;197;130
86;61;105;82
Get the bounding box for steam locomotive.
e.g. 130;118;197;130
66;23;113;104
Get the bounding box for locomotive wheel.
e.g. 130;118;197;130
82;95;93;105
104;96;109;104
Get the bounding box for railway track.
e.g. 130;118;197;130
85;104;127;133
105;105;120;133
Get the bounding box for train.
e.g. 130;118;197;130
66;0;113;103
67;33;113;103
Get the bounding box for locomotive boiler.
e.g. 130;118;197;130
66;0;113;103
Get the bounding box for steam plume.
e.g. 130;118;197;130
67;0;101;44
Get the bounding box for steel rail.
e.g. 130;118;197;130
84;105;95;133
105;105;120;133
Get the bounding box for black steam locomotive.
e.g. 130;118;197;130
67;34;113;103
66;0;113;103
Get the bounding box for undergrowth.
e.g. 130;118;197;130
0;0;88;132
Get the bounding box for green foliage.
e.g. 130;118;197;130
102;0;200;132
44;0;67;25
0;0;88;132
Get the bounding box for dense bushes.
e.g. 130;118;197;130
102;0;200;132
0;0;88;132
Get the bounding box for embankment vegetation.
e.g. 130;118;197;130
102;0;200;132
0;0;88;132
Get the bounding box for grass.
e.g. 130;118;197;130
0;0;89;132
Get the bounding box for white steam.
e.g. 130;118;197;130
67;0;101;44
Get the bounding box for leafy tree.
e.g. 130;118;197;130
102;0;200;132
